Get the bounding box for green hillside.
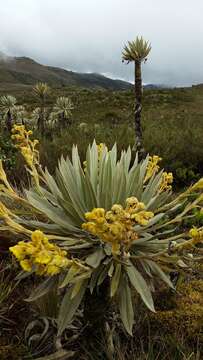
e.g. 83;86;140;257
0;53;131;90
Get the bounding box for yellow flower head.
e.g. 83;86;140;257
20;259;32;272
126;197;139;207
131;211;154;226
189;227;199;239
46;265;61;276
144;155;162;183
10;243;27;261
11;124;39;170
12;124;25;133
31;230;44;244
10;230;71;276
82;197;154;255
35;251;52;265
126;197;146;214
97;143;107;157
159;172;173;193
111;204;124;214
189;227;203;245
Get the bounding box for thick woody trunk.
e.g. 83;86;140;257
6;110;12;132
134;61;145;159
83;279;115;357
59;112;66;130
83;278;111;331
38;101;45;135
59;112;71;130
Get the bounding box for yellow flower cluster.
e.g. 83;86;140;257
159;172;173;192
9;230;71;276
172;227;203;253
145;155;162;183
189;227;203;245
11;125;39;168
82;197;154;254
144;155;173;192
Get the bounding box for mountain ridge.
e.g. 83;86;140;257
0;53;132;90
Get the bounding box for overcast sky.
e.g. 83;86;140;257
1;0;203;86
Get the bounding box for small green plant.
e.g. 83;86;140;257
0;132;17;179
175;166;199;186
183;207;203;228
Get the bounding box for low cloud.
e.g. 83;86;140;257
1;0;203;86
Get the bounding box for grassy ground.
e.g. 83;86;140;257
0;256;202;359
1;83;203;187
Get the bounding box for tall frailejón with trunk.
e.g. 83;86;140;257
122;36;151;158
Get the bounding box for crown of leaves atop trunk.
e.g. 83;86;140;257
53;97;74;115
122;36;151;62
0;95;17;109
33;82;50;100
1;136;203;336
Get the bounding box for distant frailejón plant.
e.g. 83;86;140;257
0;95;26;131
122;36;151;157
49;96;74;129
0;95;17;132
33;82;50;134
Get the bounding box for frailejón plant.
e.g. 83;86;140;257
122;36;151;156
0;125;202;336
